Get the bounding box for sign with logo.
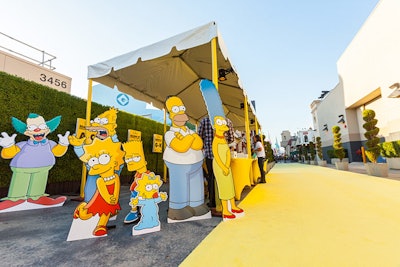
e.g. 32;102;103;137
128;129;142;141
152;134;163;153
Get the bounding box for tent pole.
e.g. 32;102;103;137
244;96;252;159
78;79;93;199
163;108;167;183
211;38;218;89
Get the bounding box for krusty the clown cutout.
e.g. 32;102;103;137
131;171;167;235
0;113;69;213
163;96;210;223
199;79;244;221
67;137;125;241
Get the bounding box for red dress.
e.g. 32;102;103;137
86;183;121;216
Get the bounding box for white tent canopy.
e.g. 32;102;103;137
87;21;257;130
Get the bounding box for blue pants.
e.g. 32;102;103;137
165;160;204;210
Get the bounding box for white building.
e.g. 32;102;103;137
311;0;400;163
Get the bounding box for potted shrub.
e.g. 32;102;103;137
309;141;317;165
297;145;303;162
316;136;327;166
332;125;348;170
362;109;388;177
380;140;400;169
302;144;309;164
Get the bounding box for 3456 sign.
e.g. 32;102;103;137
39;73;68;89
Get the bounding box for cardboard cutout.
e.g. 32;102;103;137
199;80;244;221
131;171;167;235
163;96;211;223
67;138;125;241
122;140;148;224
69;108;121;202
0;113;69;213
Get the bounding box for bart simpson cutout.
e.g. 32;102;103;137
0;113;69;213
67;138;125;241
122;140;149;224
69;107;121;203
199;79;244;221
131;172;167;235
163;96;210;223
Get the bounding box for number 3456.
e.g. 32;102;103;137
39;74;68;88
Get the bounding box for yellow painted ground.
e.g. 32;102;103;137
180;163;400;267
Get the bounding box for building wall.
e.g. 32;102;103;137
337;0;400;139
0;50;71;94
311;0;400;163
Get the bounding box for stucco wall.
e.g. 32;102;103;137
0;50;71;94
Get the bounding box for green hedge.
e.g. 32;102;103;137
380;140;400;158
0;72;165;188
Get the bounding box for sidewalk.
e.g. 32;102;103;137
325;161;400;181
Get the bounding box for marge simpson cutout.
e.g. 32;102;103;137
0;113;69;212
199;79;244;221
72;138;125;237
163;96;210;222
69;108;121;203
131;172;167;235
212;116;244;221
122;140;149;224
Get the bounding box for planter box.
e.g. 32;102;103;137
365;162;389;177
335;161;349;171
331;158;349;165
386;158;400;170
318;160;327;167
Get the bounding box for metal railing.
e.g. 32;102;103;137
0;32;56;70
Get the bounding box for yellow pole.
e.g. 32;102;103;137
79;79;93;199
163;108;167;183
255;118;264;147
244;95;252;159
211;38;218;89
361;146;366;163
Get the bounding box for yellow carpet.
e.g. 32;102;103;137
180;163;400;267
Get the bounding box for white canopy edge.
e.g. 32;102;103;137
88;21;230;80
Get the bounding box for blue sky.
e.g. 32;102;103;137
0;0;380;142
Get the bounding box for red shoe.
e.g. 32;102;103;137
0;199;25;210
231;208;244;214
223;214;236;219
93;225;107;236
27;196;67;206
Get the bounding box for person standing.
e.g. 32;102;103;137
198;116;219;215
252;135;266;183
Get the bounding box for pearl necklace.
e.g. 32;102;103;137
103;175;115;182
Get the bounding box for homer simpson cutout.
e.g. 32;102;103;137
199;79;244;221
122;140;150;224
67;138;125;241
0;113;69;212
69;108;122;203
163;96;210;222
131;171;167;235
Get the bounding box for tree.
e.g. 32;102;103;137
309;141;316;161
316;136;323;160
332;126;345;162
362;109;381;163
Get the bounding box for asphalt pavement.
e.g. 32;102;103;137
0;184;223;267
